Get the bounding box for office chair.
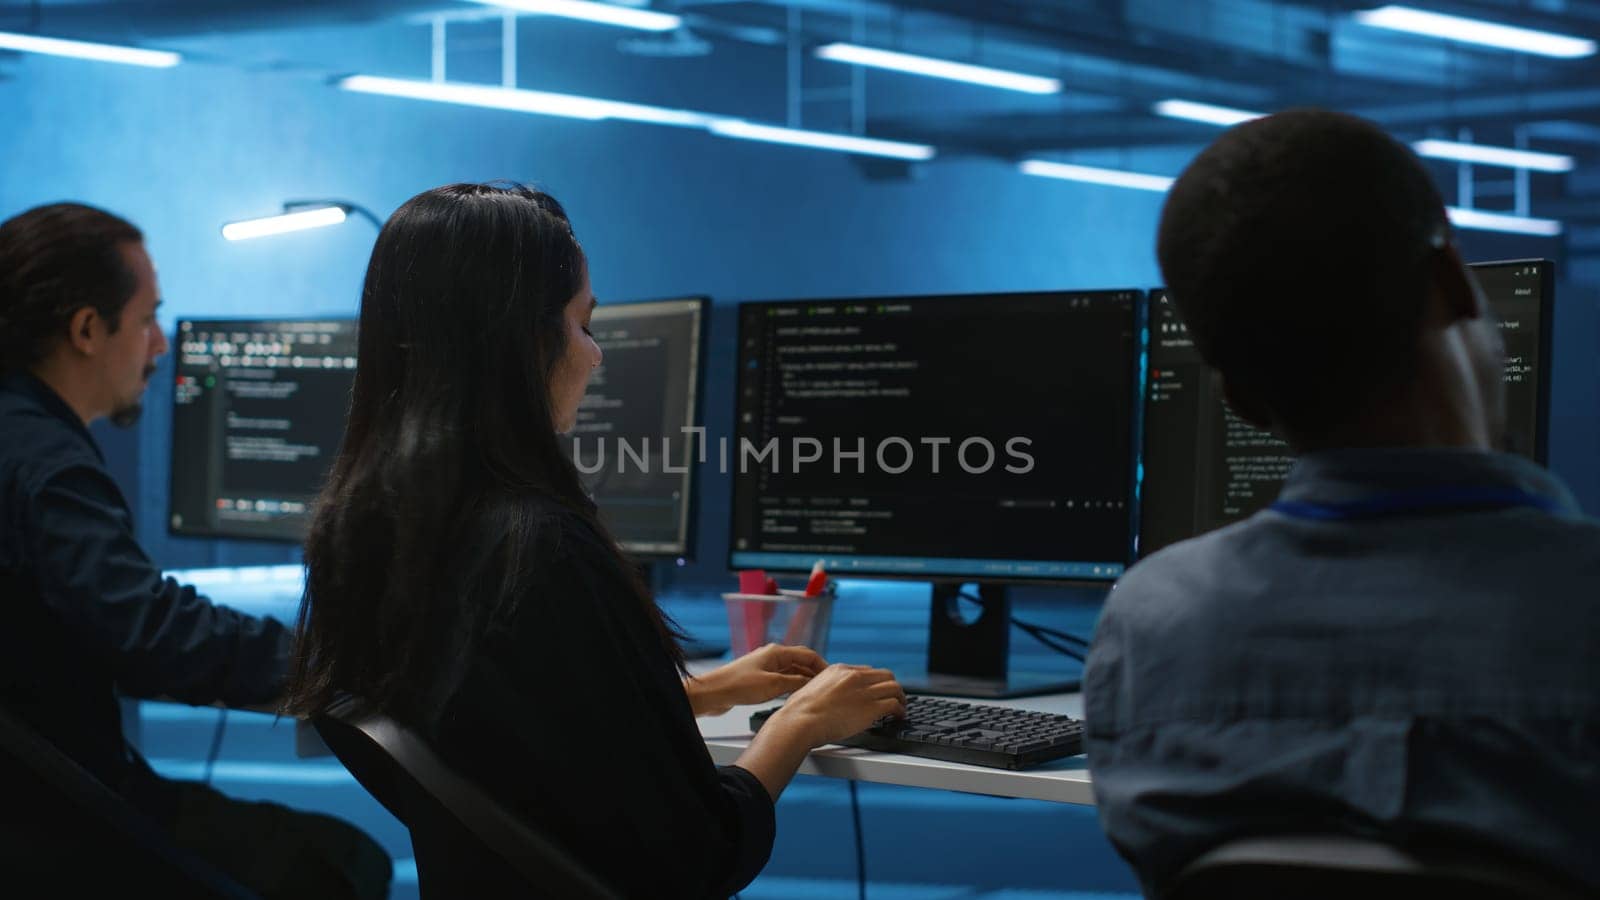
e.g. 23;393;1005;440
1164;833;1591;900
313;696;623;899
0;703;259;898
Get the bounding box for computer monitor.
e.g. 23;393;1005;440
168;318;358;542
730;289;1143;697
570;297;707;560
1474;260;1553;462
1137;258;1553;558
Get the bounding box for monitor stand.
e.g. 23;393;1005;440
896;583;1080;700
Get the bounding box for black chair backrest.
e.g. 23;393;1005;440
1165;833;1591;900
314;697;622;900
0;703;258;898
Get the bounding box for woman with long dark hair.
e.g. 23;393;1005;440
283;183;904;898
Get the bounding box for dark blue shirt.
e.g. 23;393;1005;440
1086;448;1600;895
0;372;289;824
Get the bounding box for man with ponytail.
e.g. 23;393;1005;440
0;202;390;898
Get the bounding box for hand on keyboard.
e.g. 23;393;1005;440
767;664;907;747
684;643;827;716
752;694;1084;770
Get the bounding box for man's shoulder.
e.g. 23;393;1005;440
0;397;102;490
1110;523;1248;614
1123;504;1600;582
1511;511;1600;588
0;400;99;458
1536;507;1600;547
1105;508;1600;642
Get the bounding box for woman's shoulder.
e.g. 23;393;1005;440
511;494;603;554
491;498;647;636
482;492;618;586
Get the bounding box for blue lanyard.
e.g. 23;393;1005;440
1270;486;1558;522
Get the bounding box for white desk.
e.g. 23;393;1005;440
293;663;1097;806
690;662;1096;806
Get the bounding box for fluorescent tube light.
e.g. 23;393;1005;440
338;75;711;127
1152;99;1264;127
814;43;1060;94
1019;160;1175;192
0;31;180;67
222;207;348;242
341;77;925;158
708;119;936;161
1413;139;1573;172
1353;6;1596;58
1446;207;1563;236
461;0;680;32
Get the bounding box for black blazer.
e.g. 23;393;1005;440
421;511;775;899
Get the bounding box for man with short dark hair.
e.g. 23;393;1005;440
0;202;390;897
1084;109;1600;895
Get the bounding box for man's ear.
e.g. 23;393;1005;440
1430;242;1481;326
1219;372;1275;430
66;307;101;357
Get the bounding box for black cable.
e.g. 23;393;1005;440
282;198;384;230
202;708;228;784
1008;616;1087;658
848;779;867;900
954;591;1090;661
1014;621;1086;662
1012;617;1090;651
339;203;384;231
1018;618;1090;648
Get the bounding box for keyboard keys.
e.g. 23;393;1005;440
749;695;1085;770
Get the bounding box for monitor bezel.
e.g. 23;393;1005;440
585;295;711;563
1135;286;1212;561
166;315;358;544
1468;258;1554;466
725;288;1146;587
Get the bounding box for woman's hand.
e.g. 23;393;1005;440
733;662;906;801
767;663;906;747
683;643;827;717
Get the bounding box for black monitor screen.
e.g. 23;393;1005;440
729;290;1142;582
1474;260;1552;462
168;318;357;542
1137;259;1552;557
1136;293;1295;558
571;297;705;558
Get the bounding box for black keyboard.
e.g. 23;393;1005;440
749;695;1084;770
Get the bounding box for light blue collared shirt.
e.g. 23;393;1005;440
1086;448;1600;895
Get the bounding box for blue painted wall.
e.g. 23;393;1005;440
3;20;1187;574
